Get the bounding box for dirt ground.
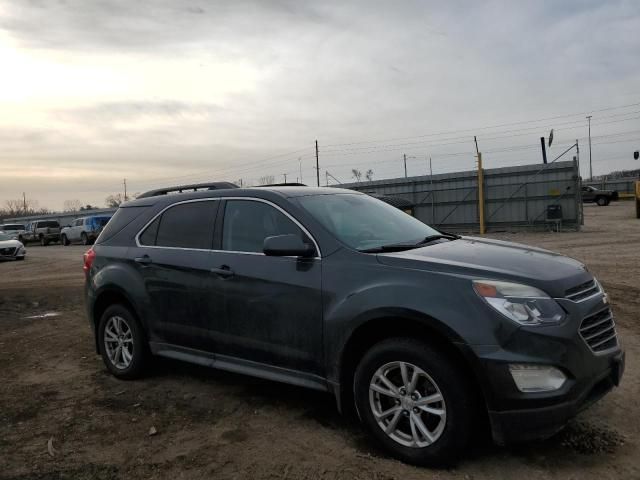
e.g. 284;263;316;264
1;202;639;480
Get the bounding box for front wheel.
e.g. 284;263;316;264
596;196;608;206
354;338;473;466
98;304;148;379
40;236;48;246
61;234;70;246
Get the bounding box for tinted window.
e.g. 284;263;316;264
39;221;59;228
222;200;303;253
139;217;160;246
96;206;148;244
155;201;216;249
1;225;24;231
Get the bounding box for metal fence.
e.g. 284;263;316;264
584;178;639;197
339;160;581;232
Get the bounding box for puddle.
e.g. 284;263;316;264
24;312;61;319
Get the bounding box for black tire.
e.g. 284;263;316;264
354;338;473;466
81;232;90;245
97;304;148;379
61;234;69;246
40;236;48;246
596;196;607;206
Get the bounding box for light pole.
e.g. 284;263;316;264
587;115;593;180
403;154;408;178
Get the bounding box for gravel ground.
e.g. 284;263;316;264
0;202;638;479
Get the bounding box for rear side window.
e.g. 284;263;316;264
96;207;147;244
153;201;217;249
222;200;304;253
139;217;160;246
39;221;59;228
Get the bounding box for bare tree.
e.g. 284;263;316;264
258;175;275;185
351;169;362;182
365;169;374;181
105;193;126;208
63;199;82;212
4;198;45;216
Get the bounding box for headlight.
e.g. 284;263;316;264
473;280;565;326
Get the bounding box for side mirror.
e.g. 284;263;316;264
263;234;315;257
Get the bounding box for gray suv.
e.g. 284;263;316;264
84;182;624;466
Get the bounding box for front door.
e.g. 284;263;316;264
209;199;323;375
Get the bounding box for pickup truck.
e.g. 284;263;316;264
581;186;618;206
20;220;61;246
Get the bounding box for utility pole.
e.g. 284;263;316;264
282;173;287;183
402;154;408;178
23;192;27;214
474;136;486;235
587;115;593;180
325;171;329;187
540;137;548;164
429;157;434;224
315;140;320;187
123;178;128;201
298;157;303;184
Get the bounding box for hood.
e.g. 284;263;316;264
376;236;590;296
0;239;23;248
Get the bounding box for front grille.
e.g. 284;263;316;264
0;247;16;256
565;279;600;302
580;307;618;353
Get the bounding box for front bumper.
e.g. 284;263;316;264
488;350;624;444
464;291;624;444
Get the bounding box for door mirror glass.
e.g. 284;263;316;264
263;234;314;257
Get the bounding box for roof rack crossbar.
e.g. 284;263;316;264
138;182;239;198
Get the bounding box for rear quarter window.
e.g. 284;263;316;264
96;207;148;244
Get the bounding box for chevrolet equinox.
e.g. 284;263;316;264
84;182;625;466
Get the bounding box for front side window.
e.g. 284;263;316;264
222;200;304;253
297;193;440;251
152;201;217;249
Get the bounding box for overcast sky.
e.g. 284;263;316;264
1;0;639;210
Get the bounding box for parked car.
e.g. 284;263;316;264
20;220;61;246
581;185;617;206
0;232;26;260
61;215;112;246
0;223;26;240
84;183;624;466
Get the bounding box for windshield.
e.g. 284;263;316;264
0;233;12;241
92;216;112;227
297;193;440;251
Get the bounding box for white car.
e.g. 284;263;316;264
0;223;26;240
0;232;26;260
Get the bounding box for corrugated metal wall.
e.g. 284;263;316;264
339;160;580;232
584;178;639;196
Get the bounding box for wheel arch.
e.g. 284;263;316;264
91;286;145;353
334;312;488;422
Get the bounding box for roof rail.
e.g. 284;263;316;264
137;182;239;199
256;183;307;187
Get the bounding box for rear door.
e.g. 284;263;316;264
133;199;221;351
208;198;323;375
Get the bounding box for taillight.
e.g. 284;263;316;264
83;248;96;273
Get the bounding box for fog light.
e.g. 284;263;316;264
509;364;567;392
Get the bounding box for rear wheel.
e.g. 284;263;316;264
40;236;48;246
81;232;90;245
354;338;473;466
61;234;69;246
596;196;608;206
98;304;148;379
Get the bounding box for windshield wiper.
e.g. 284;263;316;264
360;233;460;253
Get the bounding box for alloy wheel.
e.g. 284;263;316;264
369;361;447;448
103;315;134;370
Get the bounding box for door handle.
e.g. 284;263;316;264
134;255;152;265
210;265;234;278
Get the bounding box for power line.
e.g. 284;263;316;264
322;100;640;148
